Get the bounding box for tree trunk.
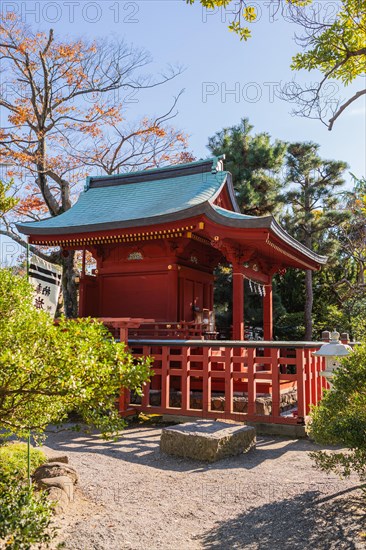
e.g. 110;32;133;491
304;269;313;340
303;178;313;341
357;262;365;285
61;251;78;318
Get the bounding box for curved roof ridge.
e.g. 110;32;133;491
211;204;262;220
206;203;327;265
268;217;327;264
86;156;225;190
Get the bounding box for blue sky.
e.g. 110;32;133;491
10;0;364;175
1;0;365;263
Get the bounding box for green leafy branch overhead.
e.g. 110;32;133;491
188;0;366;129
187;0;311;41
0;179;18;216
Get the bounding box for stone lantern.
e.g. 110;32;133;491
312;329;352;386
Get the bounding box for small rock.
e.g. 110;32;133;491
33;462;78;484
47;486;70;514
47;455;69;464
39;475;74;501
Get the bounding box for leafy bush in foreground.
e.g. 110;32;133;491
0;268;152;439
0;443;46;480
307;342;366;480
0;471;54;549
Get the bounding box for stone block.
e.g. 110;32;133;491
47;455;69;464
160;420;256;462
33;462;78;484
38;475;74;501
47;486;70;514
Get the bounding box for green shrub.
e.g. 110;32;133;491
307;342;366;480
0;268;152;439
0;471;54;549
0;443;46;480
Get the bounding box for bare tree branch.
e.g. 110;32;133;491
328;88;366;130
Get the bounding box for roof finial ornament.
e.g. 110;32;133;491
330;329;340;342
212;154;225;174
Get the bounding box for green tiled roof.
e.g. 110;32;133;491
211;205;255;220
16;157;327;266
17;158;230;235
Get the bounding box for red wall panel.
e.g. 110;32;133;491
100;273;173;320
79;276;99;317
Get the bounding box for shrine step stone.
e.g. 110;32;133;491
160;420;256;462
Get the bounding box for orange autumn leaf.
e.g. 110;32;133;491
17;195;47;216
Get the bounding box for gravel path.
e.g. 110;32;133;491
42;423;366;550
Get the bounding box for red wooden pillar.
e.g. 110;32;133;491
203;282;212;311
263;281;273;341
296;348;306;422
232;270;244;340
167;264;179;321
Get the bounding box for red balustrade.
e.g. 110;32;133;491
127;340;328;425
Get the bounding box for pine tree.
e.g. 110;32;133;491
207;118;287;216
281;142;348;339
208;118;287;337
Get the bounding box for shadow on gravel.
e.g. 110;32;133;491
199;486;366;550
44;425;327;473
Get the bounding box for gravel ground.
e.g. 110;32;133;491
41;423;366;550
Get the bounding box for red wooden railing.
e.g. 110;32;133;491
127;340;328;425
100;319;209;341
129;322;204;340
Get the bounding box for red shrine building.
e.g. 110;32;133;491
18;157;326;340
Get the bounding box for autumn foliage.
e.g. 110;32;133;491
0;13;193;314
